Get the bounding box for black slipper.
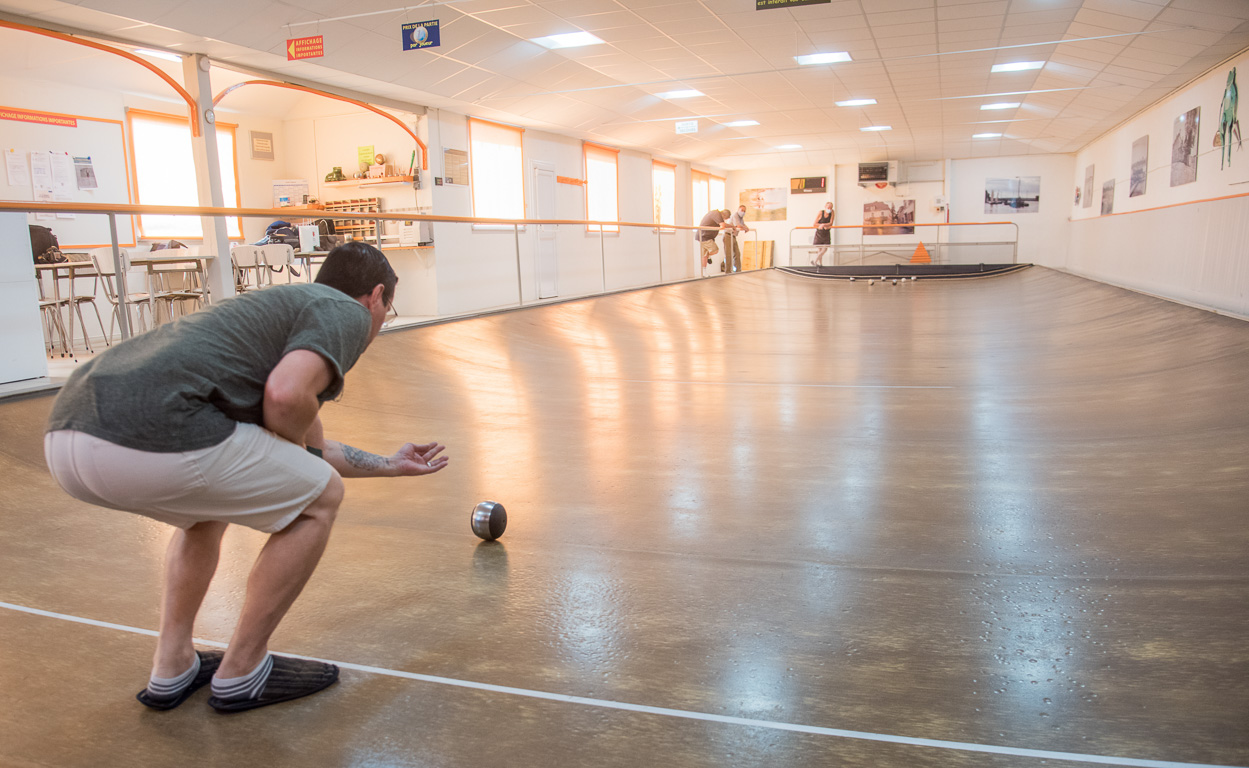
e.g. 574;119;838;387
207;656;339;713
136;650;224;710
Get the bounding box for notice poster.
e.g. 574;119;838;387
74;156;98;190
50;151;75;193
6;148;30;186
29;150;55;219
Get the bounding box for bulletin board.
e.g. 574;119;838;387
0;107;135;248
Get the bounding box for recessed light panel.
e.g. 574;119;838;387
981;102;1020;110
724;120;760;127
776;144;802;149
991;61;1045;73
657;89;704;99
836;99;877;107
861;125;892;132
794;52;851;66
973;133;1003;138
532;31;604;49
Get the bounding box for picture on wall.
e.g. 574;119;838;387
1101;179;1115;215
1215;67;1241;170
1083;165;1094;208
984;176;1040;213
863;199;915;235
740;187;787;221
1171;107;1200;186
1130;136;1149;197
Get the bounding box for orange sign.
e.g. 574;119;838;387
0;107;77;128
287;35;325;61
556;176;585;186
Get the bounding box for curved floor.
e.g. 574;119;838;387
1;267;1247;767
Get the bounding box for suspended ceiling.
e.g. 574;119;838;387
2;0;1249;170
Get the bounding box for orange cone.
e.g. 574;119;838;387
910;242;931;264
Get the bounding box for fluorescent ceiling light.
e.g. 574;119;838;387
532;31;604;49
836;98;877;107
658;89;703;99
776;144;802;149
861;125;892;132
981;102;1020;110
134;49;182;62
794;52;851;66
992;61;1045;73
973;133;1002;138
723;120;759;127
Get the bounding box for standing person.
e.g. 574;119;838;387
725;204;751;272
812;202;834;267
696;208;732;277
43;241;449;714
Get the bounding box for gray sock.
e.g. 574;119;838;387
145;654;201;702
211;655;273;701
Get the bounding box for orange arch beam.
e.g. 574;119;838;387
213;80;428;171
0;19;200;136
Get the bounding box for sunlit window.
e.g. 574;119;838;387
127;109;241;239
652;160;675;230
585;142;619;233
469;118;525;221
691;169;726;224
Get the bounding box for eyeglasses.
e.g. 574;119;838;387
384;296;397;324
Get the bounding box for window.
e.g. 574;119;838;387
584;142;619;232
652;160;675;230
127;109;241;240
469;118;524;221
691;170;726;224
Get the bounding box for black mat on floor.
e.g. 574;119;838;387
777;263;1031;280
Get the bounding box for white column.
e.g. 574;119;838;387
182;53;235;302
0;213;50;384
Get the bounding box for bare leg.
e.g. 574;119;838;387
152;520;228;677
216;473;345;678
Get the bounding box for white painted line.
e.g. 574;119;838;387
617;379;952;390
1;600;1241;768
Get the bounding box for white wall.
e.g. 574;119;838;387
0;213;50;384
948;154;1074;268
726;165;835;267
1066;48;1249;317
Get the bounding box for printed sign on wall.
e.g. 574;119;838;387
287;36;324;61
403;20;441;51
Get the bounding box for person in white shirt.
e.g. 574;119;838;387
725;205;750;273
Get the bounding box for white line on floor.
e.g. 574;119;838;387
616;379;952;389
1;600;1240;768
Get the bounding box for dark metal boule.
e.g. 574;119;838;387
471;500;507;540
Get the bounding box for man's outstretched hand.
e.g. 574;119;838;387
390;441;449;476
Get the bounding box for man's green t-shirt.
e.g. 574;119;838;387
47;283;372;452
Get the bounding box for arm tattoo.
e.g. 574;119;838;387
340;443;392;471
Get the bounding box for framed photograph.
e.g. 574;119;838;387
863;199;915;235
985;176;1040;213
1130;136;1149;197
1171;107;1199;186
1101;179;1115;215
740;187;787;221
1083;165;1094;208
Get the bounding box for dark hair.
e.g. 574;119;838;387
314;241;397;304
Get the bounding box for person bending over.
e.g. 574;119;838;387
44;241;448;713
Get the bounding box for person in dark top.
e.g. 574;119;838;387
812;202;834;266
697;208;732;277
45;241;449;713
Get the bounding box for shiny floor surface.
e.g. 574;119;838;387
2;267;1247;768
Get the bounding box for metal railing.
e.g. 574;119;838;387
788;221;1020;267
2;200;760;342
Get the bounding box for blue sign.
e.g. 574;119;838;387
402;20;440;50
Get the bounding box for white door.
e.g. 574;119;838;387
533;162;558;299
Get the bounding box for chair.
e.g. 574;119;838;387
260;243;297;286
148;248;207;322
90;249;155;340
231;245;267;292
35;273;71;357
62;253;110;353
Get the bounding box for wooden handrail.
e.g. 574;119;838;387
794;221;1017;229
0;200;730;231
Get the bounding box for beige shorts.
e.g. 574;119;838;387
44;423;334;533
699;238;719;260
